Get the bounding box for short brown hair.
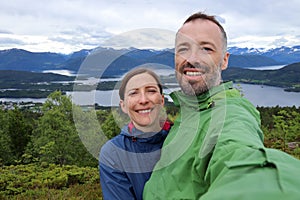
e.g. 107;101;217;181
118;68;163;100
180;12;227;53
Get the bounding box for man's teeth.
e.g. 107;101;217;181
138;109;151;114
186;71;202;76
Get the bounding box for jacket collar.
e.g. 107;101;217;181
170;81;234;111
121;120;172;140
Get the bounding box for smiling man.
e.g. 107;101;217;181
143;12;300;200
175;15;229;96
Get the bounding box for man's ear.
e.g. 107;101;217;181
120;100;127;114
161;94;165;105
221;52;230;70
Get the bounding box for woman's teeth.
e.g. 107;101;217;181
138;109;151;114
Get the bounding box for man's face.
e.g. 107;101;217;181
175;19;229;96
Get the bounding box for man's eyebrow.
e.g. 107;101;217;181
199;41;217;49
175;42;190;48
176;41;189;45
176;41;217;50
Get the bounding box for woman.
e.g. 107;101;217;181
99;68;172;200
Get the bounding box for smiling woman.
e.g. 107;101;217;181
99;67;172;200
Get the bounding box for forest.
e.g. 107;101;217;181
0;91;300;199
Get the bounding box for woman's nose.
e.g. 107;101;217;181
138;92;149;104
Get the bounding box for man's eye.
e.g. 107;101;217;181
177;47;188;53
202;47;213;53
148;89;158;93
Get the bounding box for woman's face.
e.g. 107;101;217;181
120;73;164;132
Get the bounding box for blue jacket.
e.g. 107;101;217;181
99;122;170;200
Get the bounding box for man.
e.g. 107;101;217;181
143;12;300;200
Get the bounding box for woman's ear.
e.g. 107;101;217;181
120;100;128;114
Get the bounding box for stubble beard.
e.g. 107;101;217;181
176;64;222;96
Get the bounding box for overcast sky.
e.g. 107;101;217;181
1;0;300;54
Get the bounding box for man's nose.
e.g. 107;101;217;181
186;49;202;65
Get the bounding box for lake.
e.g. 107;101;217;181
65;83;300;107
1;65;299;107
1;84;299;107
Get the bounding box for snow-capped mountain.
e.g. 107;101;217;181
0;46;299;75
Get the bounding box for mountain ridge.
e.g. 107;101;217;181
1;46;299;75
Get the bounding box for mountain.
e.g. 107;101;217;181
227;46;300;64
0;48;67;71
228;54;280;68
0;46;300;75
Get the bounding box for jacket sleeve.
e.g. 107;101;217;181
200;100;300;199
99;142;136;200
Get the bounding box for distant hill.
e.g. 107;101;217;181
1;46;299;75
0;70;73;84
222;62;300;90
0;49;66;71
228;54;280;68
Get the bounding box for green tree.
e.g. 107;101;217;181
72;106;107;162
0;109;14;165
7;108;32;161
101;112;120;139
27;91;97;166
265;109;300;158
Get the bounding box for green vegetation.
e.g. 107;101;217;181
0;164;102;200
258;106;300;158
0;91;299;198
223;62;300;92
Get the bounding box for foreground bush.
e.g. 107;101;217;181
0;163;102;199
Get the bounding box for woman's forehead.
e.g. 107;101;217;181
125;73;158;91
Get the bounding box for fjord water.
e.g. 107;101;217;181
1;83;299;107
235;83;300;107
1;66;299;107
66;83;300;107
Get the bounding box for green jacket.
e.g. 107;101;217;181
143;82;300;200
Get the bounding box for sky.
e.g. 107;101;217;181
1;0;300;54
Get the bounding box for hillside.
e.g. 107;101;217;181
0;61;299;99
223;62;300;91
0;70;74;84
0;71;75;98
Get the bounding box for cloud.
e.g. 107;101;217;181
101;28;176;49
0;0;300;52
0;29;13;34
0;37;26;46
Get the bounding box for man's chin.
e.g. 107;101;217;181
180;82;208;96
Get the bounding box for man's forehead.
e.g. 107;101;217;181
176;20;223;46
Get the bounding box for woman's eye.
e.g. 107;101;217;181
128;91;137;96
